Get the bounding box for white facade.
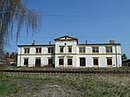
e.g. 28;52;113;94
17;36;122;68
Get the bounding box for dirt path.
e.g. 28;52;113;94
9;79;82;97
29;83;81;97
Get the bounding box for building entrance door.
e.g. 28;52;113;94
35;58;41;67
80;58;86;66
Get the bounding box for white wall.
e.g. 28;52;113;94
17;46;55;67
17;40;122;68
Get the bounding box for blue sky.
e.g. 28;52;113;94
5;0;130;58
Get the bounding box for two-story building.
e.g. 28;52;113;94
17;35;122;68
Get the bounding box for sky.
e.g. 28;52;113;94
5;0;130;58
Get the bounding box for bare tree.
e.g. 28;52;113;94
0;0;40;47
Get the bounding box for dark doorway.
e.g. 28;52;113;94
35;58;41;67
80;58;86;66
48;58;54;67
24;58;28;67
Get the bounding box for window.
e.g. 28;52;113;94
60;47;64;53
24;48;30;54
36;48;41;53
92;47;99;53
106;47;112;53
68;46;72;53
107;58;112;65
24;58;28;66
68;59;72;65
59;59;64;65
79;47;85;53
48;47;54;53
93;58;98;65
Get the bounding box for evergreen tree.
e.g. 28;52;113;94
122;54;127;61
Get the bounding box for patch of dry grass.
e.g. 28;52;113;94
0;73;130;97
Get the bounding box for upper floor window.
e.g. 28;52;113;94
92;47;99;53
24;48;30;54
60;46;64;53
36;48;42;53
106;47;112;53
68;46;72;53
79;47;85;53
48;47;54;53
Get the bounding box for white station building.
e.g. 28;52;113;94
17;35;122;68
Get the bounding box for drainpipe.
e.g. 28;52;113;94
64;43;67;68
19;47;22;66
115;44;118;67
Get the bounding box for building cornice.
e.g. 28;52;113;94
17;44;55;47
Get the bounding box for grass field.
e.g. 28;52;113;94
0;73;130;97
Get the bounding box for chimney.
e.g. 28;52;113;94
86;40;88;44
32;40;35;45
109;40;115;44
49;41;51;45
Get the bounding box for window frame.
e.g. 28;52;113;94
68;46;72;53
93;58;99;66
60;47;64;53
48;47;54;54
68;58;72;65
92;47;99;53
36;47;42;54
79;47;85;53
107;57;112;66
59;58;64;65
24;48;30;54
106;47;112;53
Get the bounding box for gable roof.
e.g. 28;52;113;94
54;35;78;41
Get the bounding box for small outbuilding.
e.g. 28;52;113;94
122;59;130;66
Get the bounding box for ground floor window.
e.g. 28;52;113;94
80;58;86;66
93;58;98;66
107;58;112;66
24;58;28;67
68;59;72;65
59;59;64;65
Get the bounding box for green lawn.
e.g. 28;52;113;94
0;73;130;97
0;81;19;96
